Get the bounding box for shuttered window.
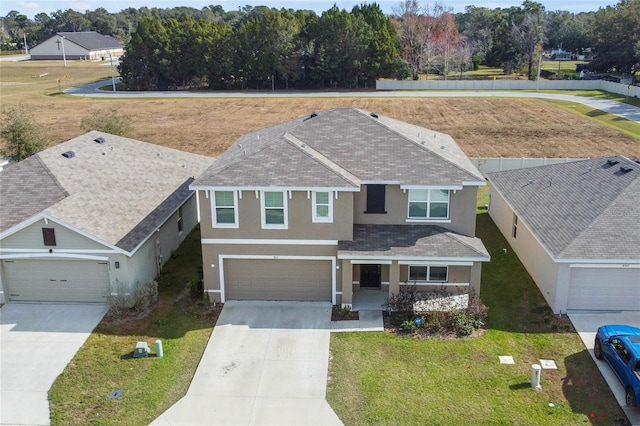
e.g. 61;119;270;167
42;228;57;246
365;184;386;214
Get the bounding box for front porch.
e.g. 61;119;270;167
352;287;389;311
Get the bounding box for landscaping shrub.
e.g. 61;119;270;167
384;285;488;338
133;280;159;312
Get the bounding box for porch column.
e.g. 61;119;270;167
470;262;482;295
389;260;400;297
341;260;353;307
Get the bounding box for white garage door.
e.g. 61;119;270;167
3;259;110;303
224;259;332;301
567;267;640;311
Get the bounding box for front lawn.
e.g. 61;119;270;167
326;190;627;425
49;227;217;425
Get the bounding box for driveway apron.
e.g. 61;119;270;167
151;301;342;425
0;303;107;425
569;311;640;425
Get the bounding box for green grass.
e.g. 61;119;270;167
49;227;215;425
326;187;627;426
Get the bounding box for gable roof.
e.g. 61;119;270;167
0;132;214;253
192;108;484;189
56;31;122;50
488;156;640;260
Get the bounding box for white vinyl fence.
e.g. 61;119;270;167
471;157;585;176
376;79;640;98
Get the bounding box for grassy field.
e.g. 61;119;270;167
325;187;627;426
1;60;639;159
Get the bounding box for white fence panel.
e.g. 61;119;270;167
471;157;585;176
375;79;639;97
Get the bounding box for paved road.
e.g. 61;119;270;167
64;79;640;124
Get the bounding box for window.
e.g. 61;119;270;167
512;213;518;238
261;191;287;228
177;207;184;233
408;265;448;282
408;189;450;219
212;191;238;227
365;184;386;213
313;191;333;223
42;228;56;246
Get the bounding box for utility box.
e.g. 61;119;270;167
133;341;150;358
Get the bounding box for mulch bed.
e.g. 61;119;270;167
331;309;359;321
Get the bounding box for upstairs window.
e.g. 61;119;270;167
261;191;287;229
408;189;450;219
365;184;386;214
313;191;333;223
409;265;448;282
212;191;238;227
42;227;57;246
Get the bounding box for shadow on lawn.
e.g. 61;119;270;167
562;349;630;425
476;213;576;335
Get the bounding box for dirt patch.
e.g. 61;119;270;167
331;308;359;321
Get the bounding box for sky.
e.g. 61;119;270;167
1;0;618;19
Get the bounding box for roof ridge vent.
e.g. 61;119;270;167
94;136;105;144
62;151;75;158
303;112;318;121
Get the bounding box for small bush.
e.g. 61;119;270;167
105;294;130;319
133;280;159;312
450;309;485;337
399;320;417;333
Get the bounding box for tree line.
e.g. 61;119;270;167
1;0;638;89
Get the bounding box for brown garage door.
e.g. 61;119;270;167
224;259;332;301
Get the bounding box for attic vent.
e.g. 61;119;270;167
61;151;75;158
607;158;620;165
94;136;105;144
370;112;379;118
304;112;318;121
620;166;633;173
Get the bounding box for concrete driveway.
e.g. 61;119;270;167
0;303;107;425
569;311;640;425
151;301;342;425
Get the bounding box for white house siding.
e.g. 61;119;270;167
489;186;563;312
125;194;199;291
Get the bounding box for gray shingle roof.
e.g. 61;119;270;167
1;131;214;253
192;108;483;188
0;156;68;232
338;224;490;259
57;31;122;50
488;156;640;260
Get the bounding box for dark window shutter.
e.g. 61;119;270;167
366;184;386;213
42;228;57;246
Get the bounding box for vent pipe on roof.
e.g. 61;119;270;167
370;112;379;118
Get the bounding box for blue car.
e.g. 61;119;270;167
594;324;640;407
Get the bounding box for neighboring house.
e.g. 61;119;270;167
30;31;123;60
488;156;640;313
190;108;490;307
0;131;214;304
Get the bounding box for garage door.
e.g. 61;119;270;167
3;259;110;303
224;259;332;301
567;267;640;311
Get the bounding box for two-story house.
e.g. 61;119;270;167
190;108;490;308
